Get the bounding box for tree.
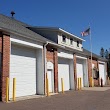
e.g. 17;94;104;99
105;49;109;59
100;47;104;57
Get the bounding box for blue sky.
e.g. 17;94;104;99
0;0;110;55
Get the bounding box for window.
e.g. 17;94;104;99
77;41;79;47
70;38;73;45
62;35;66;42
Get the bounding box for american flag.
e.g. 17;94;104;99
81;28;90;36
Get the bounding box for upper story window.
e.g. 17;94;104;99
62;35;66;42
70;38;73;45
77;41;79;47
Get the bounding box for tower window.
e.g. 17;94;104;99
70;38;73;45
62;35;66;42
77;41;79;47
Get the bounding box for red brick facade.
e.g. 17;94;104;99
0;32;3;101
88;58;100;86
46;45;58;93
0;34;10;102
73;54;77;90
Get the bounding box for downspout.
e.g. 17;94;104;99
43;42;48;95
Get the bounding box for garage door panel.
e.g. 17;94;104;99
10;67;36;74
11;56;36;65
10;44;36;98
11;45;36;57
58;58;70;92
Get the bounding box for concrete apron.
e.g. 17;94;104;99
8;93;59;103
82;87;110;91
8;95;45;103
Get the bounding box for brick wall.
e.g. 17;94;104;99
46;45;58;93
53;50;58;92
0;32;3;101
88;58;99;86
0;34;10;102
92;60;99;86
73;54;77;90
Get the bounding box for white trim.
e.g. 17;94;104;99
76;55;87;60
58;52;73;59
10;38;43;49
98;61;105;64
59;28;85;41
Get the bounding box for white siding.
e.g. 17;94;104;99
70;60;74;89
58;49;73;59
36;49;44;94
58;34;83;51
11;34;43;49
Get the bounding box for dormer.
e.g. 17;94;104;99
27;27;85;51
58;28;85;51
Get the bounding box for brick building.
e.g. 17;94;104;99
0;14;108;102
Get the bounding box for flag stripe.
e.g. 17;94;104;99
81;28;90;36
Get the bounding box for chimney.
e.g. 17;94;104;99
11;11;15;18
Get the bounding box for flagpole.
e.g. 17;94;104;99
89;26;93;86
81;26;93;86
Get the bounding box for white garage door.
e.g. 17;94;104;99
76;61;84;87
58;58;70;92
9;44;36;98
99;63;105;85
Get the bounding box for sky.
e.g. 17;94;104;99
0;0;110;55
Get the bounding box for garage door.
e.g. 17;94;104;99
76;61;84;87
99;63;105;85
9;44;36;98
58;58;70;92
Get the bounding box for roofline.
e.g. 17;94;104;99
29;26;85;41
0;13;29;27
59;28;85;41
0;27;47;43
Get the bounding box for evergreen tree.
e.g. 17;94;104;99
100;47;104;57
105;49;109;59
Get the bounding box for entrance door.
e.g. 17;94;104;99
47;70;53;93
99;64;105;85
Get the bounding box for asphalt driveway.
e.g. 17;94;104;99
0;88;110;110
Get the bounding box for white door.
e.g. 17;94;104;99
99;64;105;85
9;44;36;98
47;70;53;93
76;62;84;87
58;58;70;92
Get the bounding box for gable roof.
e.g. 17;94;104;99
0;14;49;43
28;26;85;41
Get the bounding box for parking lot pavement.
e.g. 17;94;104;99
1;89;110;110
